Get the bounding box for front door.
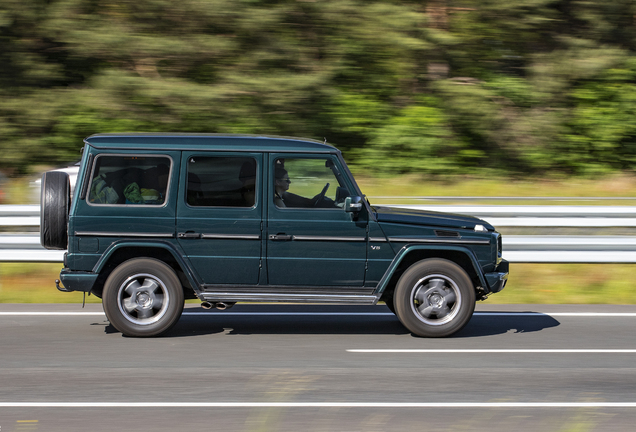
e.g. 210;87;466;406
266;154;368;286
176;152;263;285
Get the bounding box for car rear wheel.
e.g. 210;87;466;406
103;258;184;337
394;258;475;337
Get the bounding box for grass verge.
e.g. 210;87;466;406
487;264;636;304
355;173;636;204
8;172;636;205
1;263;635;304
0;263;100;303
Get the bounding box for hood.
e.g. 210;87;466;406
372;205;494;231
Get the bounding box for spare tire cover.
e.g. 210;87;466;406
40;171;70;250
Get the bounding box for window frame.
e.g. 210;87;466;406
184;155;259;210
272;155;353;212
85;153;174;208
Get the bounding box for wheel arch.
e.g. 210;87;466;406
376;245;487;303
89;241;199;299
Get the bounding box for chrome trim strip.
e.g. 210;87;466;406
200;292;378;304
201;234;261;240
388;237;490;245
291;235;366;242
369;237;388;242
201;285;375;294
75;231;174;238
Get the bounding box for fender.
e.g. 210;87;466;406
93;240;202;295
373;244;488;295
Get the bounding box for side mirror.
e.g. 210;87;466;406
344;196;363;213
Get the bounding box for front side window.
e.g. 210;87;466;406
88;155;171;205
187;156;257;207
274;158;351;209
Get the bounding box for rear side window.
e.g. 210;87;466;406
88;155;171;205
186;156;257;208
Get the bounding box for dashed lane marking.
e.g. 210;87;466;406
348;349;636;353
0;402;635;408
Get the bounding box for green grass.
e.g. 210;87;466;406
486;264;636;304
355;172;636;205
0;263;100;303
8;172;636;205
4;176;40;204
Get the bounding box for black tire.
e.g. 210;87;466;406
40;171;70;250
394;258;475;337
102;258;184;337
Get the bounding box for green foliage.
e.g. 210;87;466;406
0;0;635;176
561;62;636;174
358;101;463;175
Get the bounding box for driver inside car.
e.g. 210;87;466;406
273;163;337;209
274;167;290;208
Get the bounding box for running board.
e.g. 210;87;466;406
198;292;379;305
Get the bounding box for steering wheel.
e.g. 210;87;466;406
313;183;330;207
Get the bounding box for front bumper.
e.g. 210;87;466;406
484;259;509;293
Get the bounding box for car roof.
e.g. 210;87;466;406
84;133;339;153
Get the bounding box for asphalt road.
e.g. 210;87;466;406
1;303;636;431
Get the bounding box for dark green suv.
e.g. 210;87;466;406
40;133;508;337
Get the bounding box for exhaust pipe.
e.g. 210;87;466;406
202;301;236;310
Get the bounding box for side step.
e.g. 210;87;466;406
199;292;379;305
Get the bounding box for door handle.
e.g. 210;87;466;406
178;232;201;239
269;234;292;241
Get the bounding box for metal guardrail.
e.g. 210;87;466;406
387;205;636;227
4;204;636;263
0;205;40;226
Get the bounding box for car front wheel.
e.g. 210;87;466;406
394;258;475;337
103;258;184;337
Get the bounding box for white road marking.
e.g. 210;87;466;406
348;349;636;353
184;312;636;317
182;312;395;316
476;312;636;317
0;402;635;408
0;311;635;317
0;312;105;316
0;312;395;316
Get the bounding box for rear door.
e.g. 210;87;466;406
72;151;179;271
176;152;263;285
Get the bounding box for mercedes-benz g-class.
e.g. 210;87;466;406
41;134;508;337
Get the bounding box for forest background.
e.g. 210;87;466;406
1;0;636;303
1;0;636;178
